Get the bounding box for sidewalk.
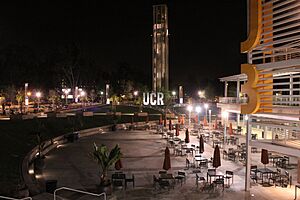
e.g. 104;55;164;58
39;128;298;199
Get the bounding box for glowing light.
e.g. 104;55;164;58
204;103;209;109
187;105;193;112
195;106;201;113
133;91;138;96
28;169;34;174
221;111;229;119
172;91;176;96
36;92;41;98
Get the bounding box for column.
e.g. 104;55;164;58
245;114;251;191
224;81;228;97
237;114;240;127
237;79;240;101
290;74;293;106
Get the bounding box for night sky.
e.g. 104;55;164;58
0;0;247;96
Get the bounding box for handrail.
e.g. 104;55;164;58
54;187;106;200
0;196;32;200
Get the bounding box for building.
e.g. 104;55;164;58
152;4;169;92
217;0;300;190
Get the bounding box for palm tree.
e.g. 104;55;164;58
15;88;24;113
91;143;122;186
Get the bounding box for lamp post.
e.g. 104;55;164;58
204;103;209;122
195;106;201;125
187;105;193;128
222;111;229;143
209;109;212;130
80;90;86;108
172;91;176;103
100;91;104;104
63;89;70;105
133;91;138;102
36;92;41;112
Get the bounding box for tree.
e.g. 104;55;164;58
48;89;61;110
89;89;97;103
91;143;121;186
15;88;24;113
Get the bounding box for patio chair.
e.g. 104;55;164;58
175;171;186;186
281;171;292;188
125;174;135;189
196;173;206;191
213;176;224;192
186;158;195;169
153;175;171;190
268;168;281;187
224;171;234;187
250;165;258;183
223;150;228;159
112;173;125;190
199;159;208;168
159;170;167;175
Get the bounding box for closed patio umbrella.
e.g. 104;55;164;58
159;115;162;125
185;129;190;143
175;124;180;136
115;159;123;170
163;147;171;170
229;123;233;135
169;119;172;131
199;135;204;154
213;145;221;168
261;149;269;168
164;117;167;127
214;118;218;130
203;117;208;126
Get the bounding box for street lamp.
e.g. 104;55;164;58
62;89;71;105
36;92;41;112
172;91;176;103
187;105;193;127
208;109;212;130
80;90;86;108
204;103;209;121
195;106;201;125
222;111;229;142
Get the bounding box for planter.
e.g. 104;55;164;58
97;183;112;195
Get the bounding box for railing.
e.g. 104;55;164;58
54;187;106;200
250;0;300;65
0;196;32;200
218;97;248;104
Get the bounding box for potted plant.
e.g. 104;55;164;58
91;143;121;194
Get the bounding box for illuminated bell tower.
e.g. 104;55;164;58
152;4;169;92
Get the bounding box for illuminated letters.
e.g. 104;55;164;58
241;64;260;114
143;92;164;106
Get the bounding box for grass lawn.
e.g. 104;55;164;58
0;105;161;195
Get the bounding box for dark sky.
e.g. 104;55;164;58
0;0;247;96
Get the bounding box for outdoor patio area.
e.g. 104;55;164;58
39;126;299;200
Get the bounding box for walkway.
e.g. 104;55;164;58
38;128;298;200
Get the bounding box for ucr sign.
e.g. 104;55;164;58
143;92;164;106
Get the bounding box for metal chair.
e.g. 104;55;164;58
175;171;186;186
196;173;206;190
224;171;234;187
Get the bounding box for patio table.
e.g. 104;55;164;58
257;168;275;185
212;140;222;148
269;155;283;166
207;170;223;184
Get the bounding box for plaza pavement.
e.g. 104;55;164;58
38;127;299;200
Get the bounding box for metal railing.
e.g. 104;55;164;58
0;196;32;200
54;187;106;200
218;97;248;104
